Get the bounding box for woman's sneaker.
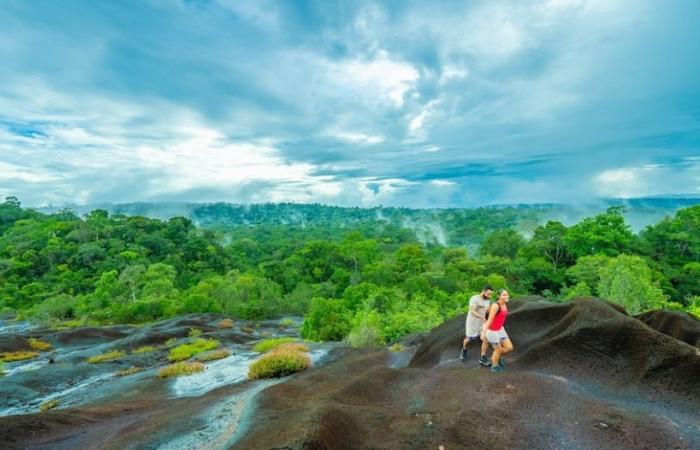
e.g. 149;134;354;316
478;356;492;367
460;348;468;360
498;359;506;368
491;364;504;374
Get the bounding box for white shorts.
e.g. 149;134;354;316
485;328;509;345
465;318;486;338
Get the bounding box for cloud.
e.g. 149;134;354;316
0;0;698;207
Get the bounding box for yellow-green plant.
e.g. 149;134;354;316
28;338;52;351
253;337;298;353
218;318;234;329
132;345;156;354
1;351;39;362
188;328;203;338
115;366;144;377
168;338;219;362
248;348;311;380
157;361;205;378
195;348;231;362
39;398;60;412
87;350;125;364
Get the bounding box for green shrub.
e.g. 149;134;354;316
253;337;297;353
157;361;205;378
86;350;125;364
168;338;219;362
163;337;178;347
0;360;5;376
301;297;350;341
248;348;311;379
346;310;384;348
195;348;231;362
1;351;39;362
28;338;52;351
132;345;156;354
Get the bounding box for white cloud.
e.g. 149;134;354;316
323;50;419;108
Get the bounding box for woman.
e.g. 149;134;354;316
483;289;513;373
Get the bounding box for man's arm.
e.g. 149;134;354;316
468;298;483;319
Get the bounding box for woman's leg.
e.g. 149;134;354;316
491;342;502;366
500;338;513;354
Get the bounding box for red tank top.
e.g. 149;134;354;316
488;303;508;331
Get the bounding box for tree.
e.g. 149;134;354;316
520;221;572;269
481;229;525;259
597;255;668;314
563;207;636;258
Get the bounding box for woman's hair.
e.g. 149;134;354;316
496;288;508;298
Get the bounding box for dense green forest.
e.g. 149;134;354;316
2;196;698;346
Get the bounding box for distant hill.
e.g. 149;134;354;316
35;196;700;248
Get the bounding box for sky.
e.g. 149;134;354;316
1;0;699;208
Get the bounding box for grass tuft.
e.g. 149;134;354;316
28;338;52;351
1;351;39;362
115;366;144;377
195;348;231;362
168;338;219;362
157;361;205;378
86;350;125;364
217;318;234;329
388;343;405;352
253;337;298;353
279;318;296;327
248;348;311;380
132;345;156;354
39;398;60;412
188;328;203;338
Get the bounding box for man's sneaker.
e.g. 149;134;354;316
478;356;492;367
459;348;468;360
498;359;506;368
491;364;504;374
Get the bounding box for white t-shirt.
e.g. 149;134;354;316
465;294;490;337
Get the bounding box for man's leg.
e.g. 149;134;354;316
480;337;490;358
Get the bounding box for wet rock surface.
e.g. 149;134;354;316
1;298;699;449
235;297;700;449
635;309;700;347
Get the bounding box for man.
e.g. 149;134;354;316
460;285;492;366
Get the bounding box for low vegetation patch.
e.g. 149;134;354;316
218;318;234;329
157;361;205;378
248;347;311;380
115;366;144;377
1;351;39;362
86;350;126;364
195;348;231;362
28;338;52;351
164;337;178;347
132;345;156;354
270;342;309;354
39;398;60;412
188;328;203;338
0;360;5;376
168;338;219;362
279;318;296;327
253;337;298;353
389;343;405;352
